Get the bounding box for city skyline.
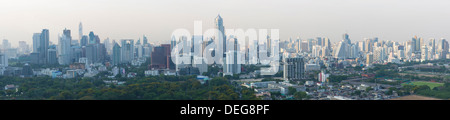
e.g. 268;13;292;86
1;0;450;47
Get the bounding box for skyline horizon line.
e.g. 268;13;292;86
1;20;449;48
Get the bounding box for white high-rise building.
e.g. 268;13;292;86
421;45;428;61
33;33;41;53
79;22;83;40
223;38;241;76
58;29;72;65
0;53;7;67
120;39;134;63
334;41;347;59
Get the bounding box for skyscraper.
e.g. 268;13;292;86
224;37;241;76
215;14;226;56
89;31;96;44
58;28;72;65
80;35;88;47
32;33;41;53
421;45;428;61
79;22;83;40
143;35;148;45
431;38;436;58
39;29;49;64
334;41;347;59
441;39;449;59
112;42;121;65
283;57;305;81
120;39;134;63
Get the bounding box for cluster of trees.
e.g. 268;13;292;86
0;75;258;100
328;75;348;83
414;83;450;99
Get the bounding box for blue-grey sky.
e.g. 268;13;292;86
1;0;449;47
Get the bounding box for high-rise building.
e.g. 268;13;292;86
224;38;241;76
88;31;96;44
39;29;50;64
366;53;373;66
440;39;449;59
112;42;121;65
343;33;351;45
283;57;305;81
0;53;8;67
48;46;58;65
120;39;134;63
431;38;436;58
80;35;88;47
79;22;83;40
334;41;347;59
421;45;428;61
215;14;226;60
150;44;171;69
143;35;148;45
32;33;41;53
58;28;72;65
85;44;97;64
18;41;30;54
2;39;11;50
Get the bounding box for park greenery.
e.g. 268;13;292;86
0;75;258;100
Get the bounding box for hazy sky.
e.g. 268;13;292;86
1;0;450;47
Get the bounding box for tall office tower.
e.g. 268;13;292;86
18;41;30;54
321;47;329;58
350;44;359;58
144;44;153;58
32;33;41;53
317;37;322;47
215;14;226;56
120;39;134;63
88;31;96;44
143;35;148;45
104;38;111;55
307;38;314;53
365;38;372;53
2;39;11;51
311;45;321;57
405;43;412;59
80;35;88;47
412;36;417;53
47;47;58;65
112;42;121;65
419;37;424;52
358;41;365;52
366;53;373;66
150;44;171;69
267;35;272;56
170;35;177;51
431;38;436;58
79;22;83;40
441;39;449;59
343;33;351;45
283;57;305;81
39;29;50;64
334;41;347;59
421;45;428;61
85;45;97;64
0;53;7;67
398;50;405;59
373;47;386;62
58;29;72;65
324;37;331;51
136;42;143;58
96;43;106;63
224;38;241;76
